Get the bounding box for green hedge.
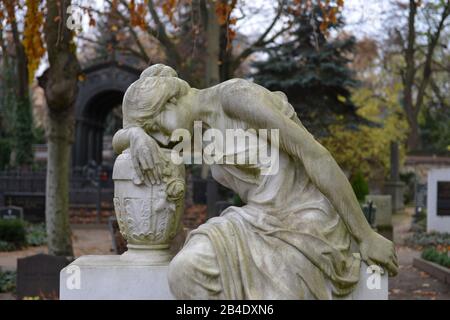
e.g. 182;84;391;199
0;271;16;293
351;171;369;202
0;219;26;248
25;223;47;246
422;247;450;268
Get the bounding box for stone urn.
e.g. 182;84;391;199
112;148;185;264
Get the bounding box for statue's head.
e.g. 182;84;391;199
122;64;192;145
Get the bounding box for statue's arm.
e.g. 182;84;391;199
222;82;397;276
112;127;146;154
223;90;372;242
112;128;131;154
112;127;162;184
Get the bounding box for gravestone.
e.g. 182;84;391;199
3;192;45;222
365;195;393;240
427;169;450;233
0;206;23;220
384;142;405;212
17;254;73;299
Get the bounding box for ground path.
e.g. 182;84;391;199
1;210;449;300
389;208;450;300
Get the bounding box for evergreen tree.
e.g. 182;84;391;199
253;6;362;136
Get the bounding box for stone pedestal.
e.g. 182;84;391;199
349;262;388;300
59;256;387;300
384;180;405;212
60;255;174;300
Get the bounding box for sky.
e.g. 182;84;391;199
79;0;393;40
35;0;394;76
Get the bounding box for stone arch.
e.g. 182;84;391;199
72;62;140;168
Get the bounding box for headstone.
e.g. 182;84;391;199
427;169;450;233
0;206;24;220
3;192;45;222
17;254;73;300
365;195;393;240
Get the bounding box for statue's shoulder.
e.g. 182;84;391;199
215;79;297;120
217;78;258;93
215;78;263;104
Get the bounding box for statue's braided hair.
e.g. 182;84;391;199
122;64;190;130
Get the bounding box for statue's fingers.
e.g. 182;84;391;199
132;156;144;182
143;149;154;169
155;159;162;180
365;258;385;275
392;254;399;267
147;169;157;185
387;261;398;277
151;154;162;184
140;154;156;184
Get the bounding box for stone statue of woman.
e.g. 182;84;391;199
112;64;398;300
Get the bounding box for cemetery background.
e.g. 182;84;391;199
0;0;449;300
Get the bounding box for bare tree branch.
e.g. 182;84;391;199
147;0;182;68
414;1;450;117
231;0;288;72
104;0;151;63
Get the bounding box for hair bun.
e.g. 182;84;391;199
140;64;178;79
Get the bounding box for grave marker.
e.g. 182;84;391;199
16;253;73;299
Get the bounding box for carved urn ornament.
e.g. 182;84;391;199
112;147;185;264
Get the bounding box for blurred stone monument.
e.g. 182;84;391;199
384;142;405;212
0;206;23;220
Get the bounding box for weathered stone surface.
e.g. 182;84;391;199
60;256;174;300
105;64;397;300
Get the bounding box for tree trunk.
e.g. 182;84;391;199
43;0;81;256
406;115;421;152
6;2;33;166
403;0;419;151
204;0;221;87
46;110;74;256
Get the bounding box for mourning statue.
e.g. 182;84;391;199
112;64;398;299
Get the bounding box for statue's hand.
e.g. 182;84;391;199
359;231;398;276
129;128;163;185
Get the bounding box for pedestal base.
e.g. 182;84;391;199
349;262;388;300
59;257;387;300
384;181;405;212
60;255;174;300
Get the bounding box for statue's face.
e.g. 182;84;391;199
149;98;190;146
